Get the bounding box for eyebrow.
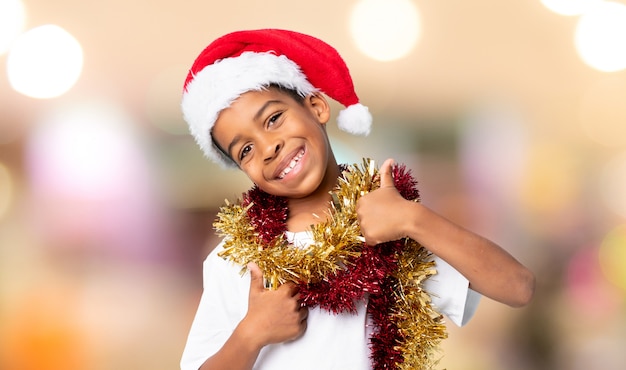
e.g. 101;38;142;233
253;99;282;122
226;99;283;158
226;134;241;160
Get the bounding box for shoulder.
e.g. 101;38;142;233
201;239;250;289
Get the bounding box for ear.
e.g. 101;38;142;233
306;92;331;125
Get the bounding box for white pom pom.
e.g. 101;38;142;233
337;103;372;136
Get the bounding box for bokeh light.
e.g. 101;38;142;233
541;0;600;16
26;100;141;198
0;0;25;55
579;75;626;147
25;100;169;260
565;245;622;317
0;286;88;370
521;144;580;215
349;0;421;61
7;24;83;98
459;101;528;202
599;225;626;291
574;1;626;72
599;151;626;220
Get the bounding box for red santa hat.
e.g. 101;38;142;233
181;28;372;167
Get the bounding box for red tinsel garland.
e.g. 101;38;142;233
238;162;432;369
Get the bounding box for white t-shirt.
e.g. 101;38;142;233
181;231;481;370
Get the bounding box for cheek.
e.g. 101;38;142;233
312;130;332;159
241;165;264;185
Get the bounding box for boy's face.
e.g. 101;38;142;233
212;87;334;199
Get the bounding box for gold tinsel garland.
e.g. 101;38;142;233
213;158;447;369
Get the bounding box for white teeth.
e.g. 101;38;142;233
278;150;304;179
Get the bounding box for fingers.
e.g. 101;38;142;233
249;263;301;297
379;158;395;188
294;303;309;340
299;306;309;325
247;262;265;293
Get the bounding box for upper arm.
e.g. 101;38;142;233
180;245;250;370
422;256;481;327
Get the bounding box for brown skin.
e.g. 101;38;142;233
199;262;307;370
201;87;535;370
204;88;338;370
211;87;340;231
357;159;536;307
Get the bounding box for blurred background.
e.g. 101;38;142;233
1;0;626;369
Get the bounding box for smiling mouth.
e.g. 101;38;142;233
278;149;305;179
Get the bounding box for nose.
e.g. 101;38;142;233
262;137;282;162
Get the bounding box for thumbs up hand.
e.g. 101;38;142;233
356;159;413;245
240;262;308;348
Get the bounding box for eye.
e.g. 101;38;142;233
267;112;283;127
239;144;252;161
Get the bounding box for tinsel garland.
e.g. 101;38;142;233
214;158;447;369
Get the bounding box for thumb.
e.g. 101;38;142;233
379;158;396;188
247;262;265;292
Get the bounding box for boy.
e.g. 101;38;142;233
180;29;534;370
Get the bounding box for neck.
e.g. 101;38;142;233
286;156;340;232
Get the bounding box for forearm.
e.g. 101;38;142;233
404;202;535;307
199;321;262;370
